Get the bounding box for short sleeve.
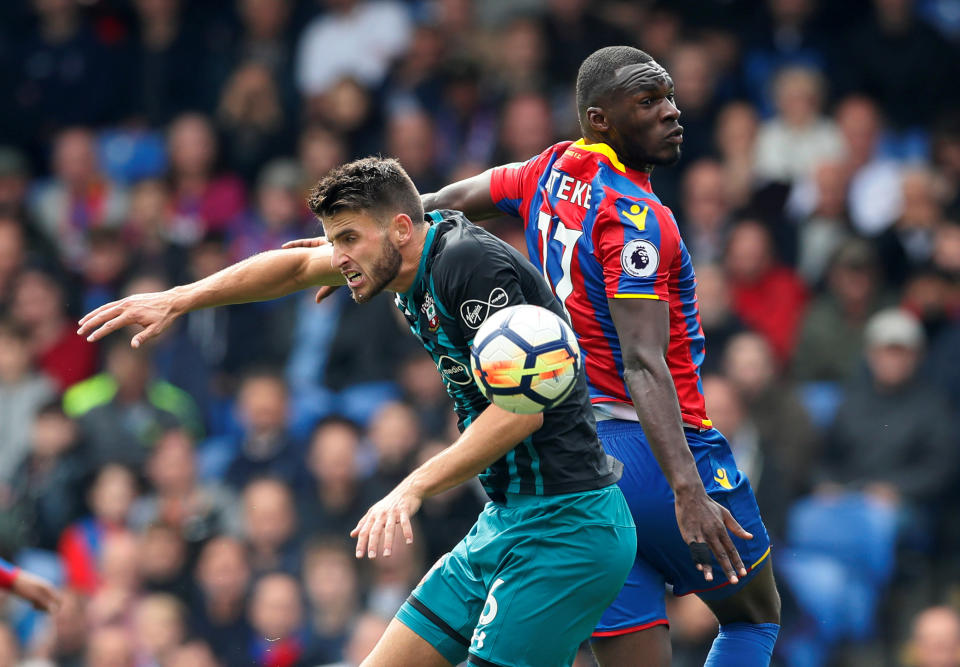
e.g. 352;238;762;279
431;242;527;343
488;146;557;218
592;195;679;301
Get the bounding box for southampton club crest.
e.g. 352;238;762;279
421;292;440;332
620;239;659;278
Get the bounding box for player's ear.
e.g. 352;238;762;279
392;213;415;244
586;107;610;133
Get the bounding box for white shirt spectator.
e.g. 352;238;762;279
754;118;845;185
295;1;413;96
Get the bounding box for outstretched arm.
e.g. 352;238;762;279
0;559;60;612
78;245;344;347
351;404;543;558
609;297;752;584
421;170;499;220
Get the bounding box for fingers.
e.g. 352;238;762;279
383;509;397;557
704;531;739;584
84;310;136;343
723;511;753;541
77;304;123;337
399;509;414;544
314;285;340;303
131;323;160;349
77;299;123;329
281;237;327;249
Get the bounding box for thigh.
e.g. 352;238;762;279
472;490;636;666
592;623;671;667
361;618;455;667
702;558;781;626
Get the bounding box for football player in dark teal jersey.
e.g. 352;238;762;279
78;157;635;667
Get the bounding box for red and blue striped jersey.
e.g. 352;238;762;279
490;140;711;429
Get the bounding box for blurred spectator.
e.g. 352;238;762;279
12;0;117;149
86;531;142;628
63;335;200;468
789;159;854;285
166;113;247;242
85;624;135;667
740;0;830;117
11;267;97;392
130;427;239;552
875;167;947;288
0;318;56;482
303;539;361;663
121;179;188;276
136;522;193;600
247;573;308;667
494;92;556;165
932;115;960;219
229;159;310;264
932;221;960;281
28;127;128;270
367;401;421;491
285;290;408;432
397;353;453;438
668;41;721;169
0;621;18;666
298;417;378;540
317;612;391;667
216;62;296;185
216;371;300;490
189;536;252;667
489;15;549;96
79;228;132;314
725;220;809;362
432;60;498;173
298;125;347;187
902;605;960;667
241;478;300;576
0;148;31;214
303;78;383;160
713;102;760;211
58;464;137;594
820;308;956;507
695;263;747;374
46;589;88;667
381;24;445;114
8;403;88;551
385;110;443;193
132;593;186;666
679;158;734;264
414;440;486;564
834;95;904;237
295;0;412;98
841;0;960;134
0;217;27;310
542;0;631;88
793;239;894;382
123;0;204;126
902;266;955;344
166;640;221;667
722;333;821;536
753;66;844;185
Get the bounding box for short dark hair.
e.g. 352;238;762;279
307;157;425;227
575;46;654;127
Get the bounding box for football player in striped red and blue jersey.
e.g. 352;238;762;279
421;46;781;667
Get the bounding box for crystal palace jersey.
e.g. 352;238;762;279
394;210;621;500
490;140;711;429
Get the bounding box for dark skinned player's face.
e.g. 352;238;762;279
600;65;683;170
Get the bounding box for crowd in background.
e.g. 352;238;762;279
1;0;960;665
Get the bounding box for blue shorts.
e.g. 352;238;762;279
593;419;772;637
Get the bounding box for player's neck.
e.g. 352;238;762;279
390;224;431;294
580;136;654;174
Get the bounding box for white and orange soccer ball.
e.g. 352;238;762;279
470;304;581;414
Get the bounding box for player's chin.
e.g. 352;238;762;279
652;146;682;166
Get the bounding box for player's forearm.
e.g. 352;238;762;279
405;405;543;498
421;171;499;220
623;361;705;496
0;558;18;590
173;247;343;314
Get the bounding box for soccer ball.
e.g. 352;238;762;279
470;304;581;414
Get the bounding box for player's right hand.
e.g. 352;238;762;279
12;570;61;613
77;291;181;347
674;488;752;585
281;237;341;303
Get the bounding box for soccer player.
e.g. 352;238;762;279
0;558;61;612
419;46;782;666
77;157;636;667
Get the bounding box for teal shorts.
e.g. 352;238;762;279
396;484;636;666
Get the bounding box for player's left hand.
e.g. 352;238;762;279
281;237;341;303
11;570;61;613
674;487;752;584
351;482;422;559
